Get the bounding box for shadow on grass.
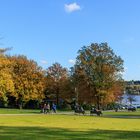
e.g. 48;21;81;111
104;115;140;119
103;113;140;119
0;126;140;140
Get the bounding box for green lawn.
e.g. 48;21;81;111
0;108;40;114
0;109;140;140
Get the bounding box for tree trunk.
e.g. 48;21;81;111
19;103;23;109
56;87;59;106
17;97;23;109
97;95;100;110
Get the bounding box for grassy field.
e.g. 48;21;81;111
0;108;40;114
0;109;140;140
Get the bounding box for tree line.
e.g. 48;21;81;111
0;43;124;109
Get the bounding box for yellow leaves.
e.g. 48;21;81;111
8;55;46;102
0;70;14;96
0;54;15;104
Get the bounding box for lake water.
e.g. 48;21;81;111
122;94;140;105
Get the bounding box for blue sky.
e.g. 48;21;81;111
0;0;140;80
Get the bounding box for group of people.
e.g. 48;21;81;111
41;102;56;114
90;106;103;116
74;104;102;116
74;105;84;112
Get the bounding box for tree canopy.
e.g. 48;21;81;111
74;43;124;109
0;43;124;109
0;52;14;106
9;55;46;108
45;63;69;105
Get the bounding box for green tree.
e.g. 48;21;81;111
70;66;92;104
75;43;124;109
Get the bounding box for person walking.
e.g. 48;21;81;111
52;103;56;113
43;103;47;114
46;103;50;113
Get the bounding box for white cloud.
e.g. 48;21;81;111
65;3;81;13
68;59;76;64
40;60;48;65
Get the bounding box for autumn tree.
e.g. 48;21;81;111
46;63;69;105
0;48;14;106
9;55;46;109
70;66;92;104
74;43;124;109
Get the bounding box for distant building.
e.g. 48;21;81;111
125;80;140;95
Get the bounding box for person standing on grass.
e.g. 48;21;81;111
43;103;47;114
46;103;50;113
52;103;56;113
40;103;44;113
